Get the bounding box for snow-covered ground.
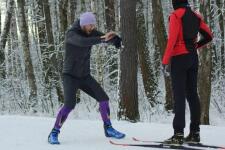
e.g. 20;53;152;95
0;115;225;150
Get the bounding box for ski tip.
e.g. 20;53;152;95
109;140;128;146
132;137;139;141
109;140;117;145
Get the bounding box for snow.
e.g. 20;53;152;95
0;115;225;150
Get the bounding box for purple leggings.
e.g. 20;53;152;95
54;105;73;129
53;100;111;130
99;101;111;126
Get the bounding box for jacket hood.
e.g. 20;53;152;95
70;20;82;31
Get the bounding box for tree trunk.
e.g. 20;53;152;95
199;0;212;125
151;0;173;111
216;0;225;75
9;8;24;110
36;0;47;80
114;0;120;31
9;5;23;98
94;2;105;84
0;0;14;79
118;0;139;122
80;0;86;12
8;2;19;77
104;0;115;31
104;0;118;86
59;0;69;33
68;0;76;25
35;0;51;112
137;0;157;106
56;0;69;103
43;0;64;108
17;0;38;112
0;5;1;35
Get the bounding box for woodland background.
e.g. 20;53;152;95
0;0;224;125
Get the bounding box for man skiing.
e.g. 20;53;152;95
162;0;213;145
48;12;125;144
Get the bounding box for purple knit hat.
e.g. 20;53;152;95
80;12;97;26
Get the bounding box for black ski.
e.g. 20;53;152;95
109;140;205;150
132;137;225;149
187;143;225;149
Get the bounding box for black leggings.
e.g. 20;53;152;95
171;52;201;133
63;74;109;109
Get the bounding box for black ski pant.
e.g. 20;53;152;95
171;52;201;134
63;74;109;109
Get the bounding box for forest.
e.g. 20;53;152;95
0;0;224;125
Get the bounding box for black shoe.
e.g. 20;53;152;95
184;131;200;144
164;133;184;145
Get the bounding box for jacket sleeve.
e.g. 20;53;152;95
66;30;103;47
91;30;105;37
196;19;213;49
162;14;180;65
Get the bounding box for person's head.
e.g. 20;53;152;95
79;12;96;35
172;0;189;10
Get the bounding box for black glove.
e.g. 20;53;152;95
107;35;122;49
162;64;170;77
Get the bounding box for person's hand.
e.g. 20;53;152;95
106;31;116;41
101;31;116;41
162;64;170;77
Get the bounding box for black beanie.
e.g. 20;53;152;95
172;0;189;10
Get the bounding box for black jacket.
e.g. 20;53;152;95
63;20;104;78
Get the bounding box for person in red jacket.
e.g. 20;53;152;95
162;0;213;145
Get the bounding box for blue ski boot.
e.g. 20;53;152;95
48;128;60;144
104;125;125;139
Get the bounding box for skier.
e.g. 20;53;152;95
48;12;125;144
162;0;213;145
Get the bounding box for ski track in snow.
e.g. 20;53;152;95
0;115;225;150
